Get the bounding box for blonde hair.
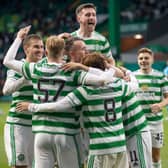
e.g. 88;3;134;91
46;35;65;58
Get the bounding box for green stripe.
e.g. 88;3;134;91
73;135;81;168
101;46;111;54
90;140;126;150
32;130;78;136
123;110;144;126
19;86;33;91
125;121;147;136
32;120;79;129
147;115;163;121
85;118;123;128
84;39;106;46
88;155;95;168
136;75;163;80
23;62;31;79
6;122;32;127
90;129;124;138
8;112;32;119
33;112;78;118
10;124;16;166
137;134;146;168
73;89;86;104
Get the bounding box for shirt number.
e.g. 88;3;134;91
37;79;65;102
104;99;116;122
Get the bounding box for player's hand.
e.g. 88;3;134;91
16;102;31;112
123;75;131;82
58;32;71;39
17;25;31;40
61;62;83;72
151;103;162;113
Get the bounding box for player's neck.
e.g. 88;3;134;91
79;28;92;37
47;56;64;63
140;68;152;74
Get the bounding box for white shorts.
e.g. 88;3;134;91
75;131;89;165
34;133;82;168
87;152;129;168
4;123;34;167
127;131;152;168
149;122;163;148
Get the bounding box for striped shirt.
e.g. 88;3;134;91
6;60;33;126
66;78;146;155
71;30;113;59
22;60;89;135
134;69;168;125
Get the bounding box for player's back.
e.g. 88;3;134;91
22;60;87;135
69;78;127;155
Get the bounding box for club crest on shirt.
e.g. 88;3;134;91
18;154;25;161
140;84;149;91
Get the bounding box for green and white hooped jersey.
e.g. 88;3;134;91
71;30;113;59
6;60;33;126
134;69;168;125
22;60;87;135
67;78;146;155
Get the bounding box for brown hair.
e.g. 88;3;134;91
82;52;106;70
23;34;42;47
137;47;153;56
46;35;65;58
75;3;96;15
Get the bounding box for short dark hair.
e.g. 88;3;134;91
23;34;42;47
65;37;84;52
75;3;97;15
137;47;153;56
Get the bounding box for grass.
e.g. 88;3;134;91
0;102;10;168
0;102;168;167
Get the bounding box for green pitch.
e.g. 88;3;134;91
0;102;168;167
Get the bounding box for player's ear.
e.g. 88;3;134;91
45;50;48;57
23;45;28;55
76;14;81;23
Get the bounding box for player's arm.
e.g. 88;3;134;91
151;93;168;113
81;70;114;86
3;76;29;95
16;97;73;113
124;70;139;91
3;26;31;73
61;62;89;72
16;91;82;113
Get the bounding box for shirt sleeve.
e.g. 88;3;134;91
3;37;24;74
126;70;139;92
77;69;115;86
22;62;37;80
28;96;74;113
88;67;104;75
28;87;84;113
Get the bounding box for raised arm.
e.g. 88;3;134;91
3;26;31;73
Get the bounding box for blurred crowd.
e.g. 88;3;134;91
0;0;168;95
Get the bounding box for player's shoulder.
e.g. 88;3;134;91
152;69;164;77
92;31;107;41
71;30;77;37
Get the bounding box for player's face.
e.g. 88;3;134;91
137;52;153;71
71;40;86;63
78;8;97;33
25;39;44;62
